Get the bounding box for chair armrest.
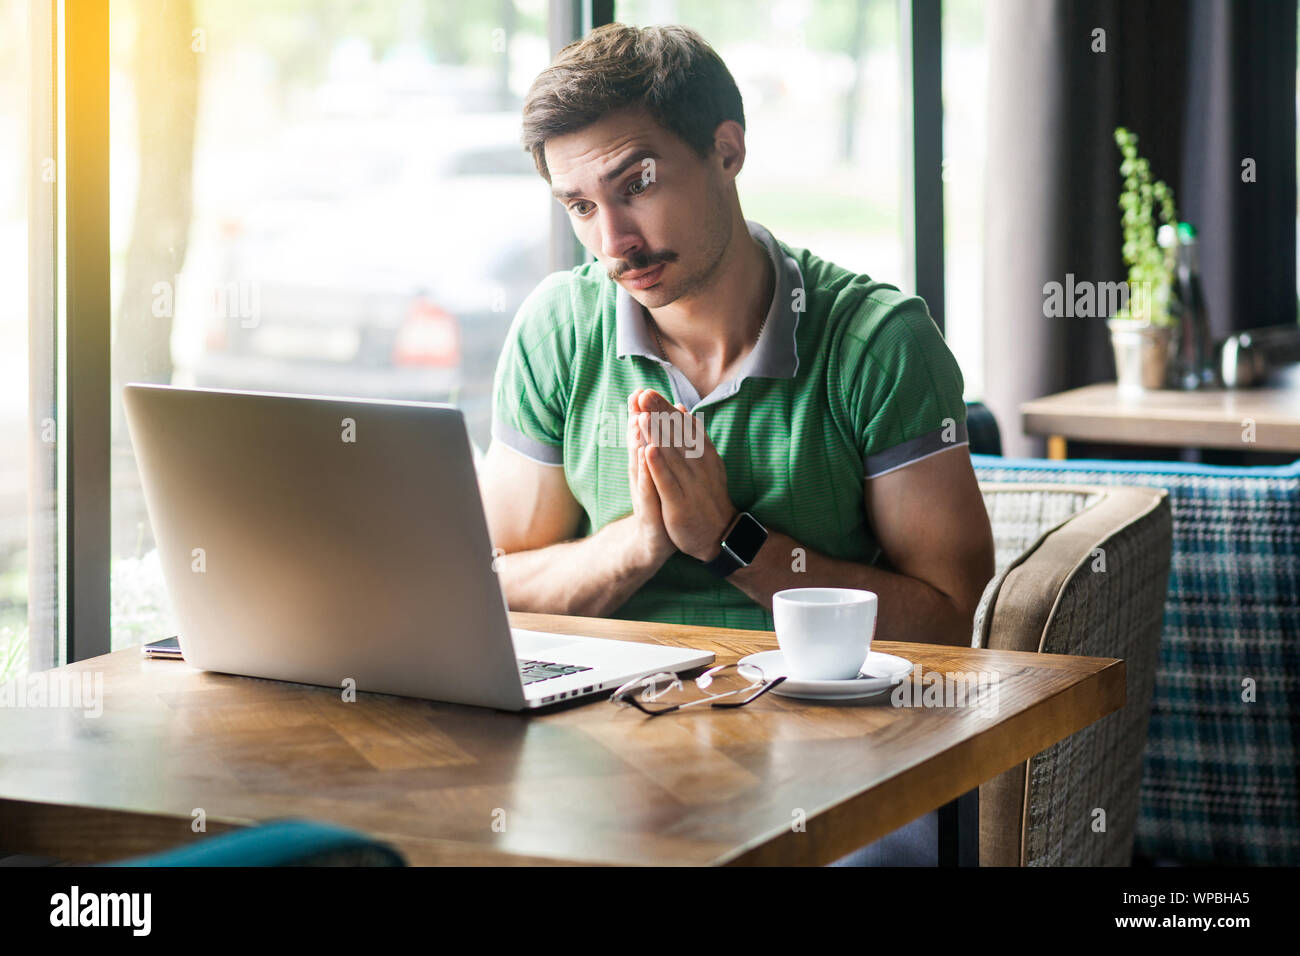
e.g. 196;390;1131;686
984;484;1168;654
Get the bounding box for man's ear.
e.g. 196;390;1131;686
711;120;746;180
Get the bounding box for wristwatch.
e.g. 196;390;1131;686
701;511;768;578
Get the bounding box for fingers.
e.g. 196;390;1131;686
637;409;687;477
672;402;705;455
629;389;716;478
636;447;665;524
644;442;684;498
640;409;712;481
628;408;659;511
628;408;656;508
637;445;654;497
636;389;675;414
626;410;640;484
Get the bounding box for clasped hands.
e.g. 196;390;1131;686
626;388;737;566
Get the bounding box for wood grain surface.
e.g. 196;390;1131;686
0;611;1124;866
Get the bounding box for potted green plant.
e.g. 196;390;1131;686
1109;127;1178;391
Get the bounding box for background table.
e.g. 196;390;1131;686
0;612;1125;866
1021;367;1300;459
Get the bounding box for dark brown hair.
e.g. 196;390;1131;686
521;23;745;182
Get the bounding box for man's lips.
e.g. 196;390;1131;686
619;263;666;289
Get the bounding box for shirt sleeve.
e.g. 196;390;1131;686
839;297;968;479
489;276;573;467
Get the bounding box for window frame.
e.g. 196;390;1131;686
63;0;111;662
904;0;945;335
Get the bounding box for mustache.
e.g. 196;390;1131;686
610;250;678;278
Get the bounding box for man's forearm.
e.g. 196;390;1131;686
495;516;666;618
728;531;976;647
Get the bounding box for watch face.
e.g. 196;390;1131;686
726;513;768;563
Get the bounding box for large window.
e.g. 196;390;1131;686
619;0;905;288
108;0;553;648
0;0;29;679
942;0;986;400
18;2;968;663
1;0;58;679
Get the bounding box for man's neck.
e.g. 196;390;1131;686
645;218;775;372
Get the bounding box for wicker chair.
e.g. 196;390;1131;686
975;482;1172;866
974;455;1300;866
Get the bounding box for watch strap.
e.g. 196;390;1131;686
702;512;766;578
702;544;746;578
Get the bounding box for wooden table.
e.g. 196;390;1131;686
1022;370;1300;459
0;612;1125;866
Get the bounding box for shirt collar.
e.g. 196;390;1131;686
614;220;803;380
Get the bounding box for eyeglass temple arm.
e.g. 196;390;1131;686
710;675;786;709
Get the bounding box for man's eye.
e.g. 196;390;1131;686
627;178;649;196
569;201;593;216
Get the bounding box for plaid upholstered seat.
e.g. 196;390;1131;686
975;483;1171;865
973;455;1300;866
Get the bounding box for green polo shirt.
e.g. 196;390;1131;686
490;220;967;630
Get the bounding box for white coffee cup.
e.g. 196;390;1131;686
772;588;878;681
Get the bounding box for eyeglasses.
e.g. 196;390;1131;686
609;662;786;717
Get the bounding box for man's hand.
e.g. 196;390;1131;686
632;388;737;561
479;428;678;618
626;390;677;568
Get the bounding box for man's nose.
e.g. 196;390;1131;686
597;206;643;265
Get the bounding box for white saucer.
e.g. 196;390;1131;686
739;649;914;700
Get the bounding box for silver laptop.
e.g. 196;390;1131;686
123;384;713;710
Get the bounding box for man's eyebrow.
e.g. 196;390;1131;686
550;150;661;201
601;150;660;185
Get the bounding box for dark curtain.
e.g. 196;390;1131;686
983;0;1297;457
1184;0;1298;340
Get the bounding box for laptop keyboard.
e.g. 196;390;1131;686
518;658;594;685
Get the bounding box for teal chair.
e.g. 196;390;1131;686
103;819;405;867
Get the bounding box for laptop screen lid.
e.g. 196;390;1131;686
123;384;527;709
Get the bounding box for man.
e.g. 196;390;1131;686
480;22;994;649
